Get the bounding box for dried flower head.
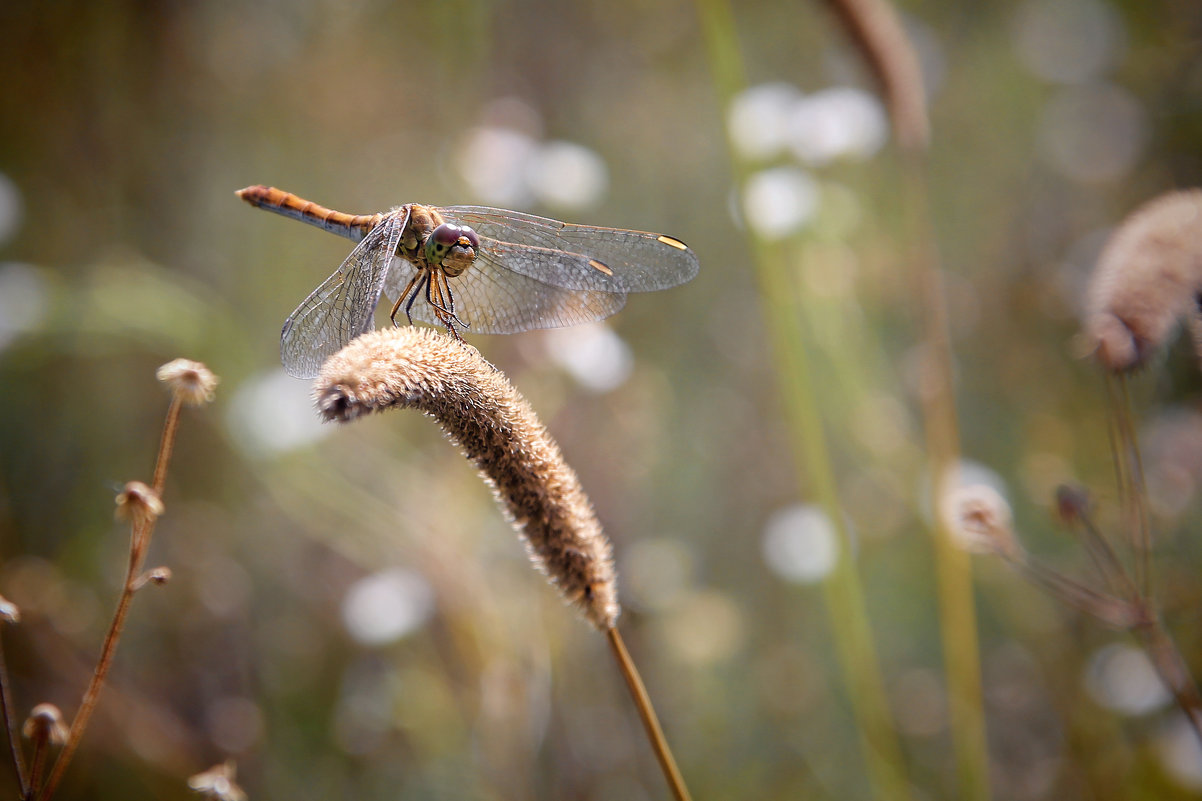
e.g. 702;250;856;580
188;761;247;801
114;481;164;527
315;327;620;630
822;0;929;152
22;703;68;746
1085;189;1202;371
156;358;219;406
942;484;1022;559
1054;484;1091;526
132;566;173;591
0;594;18;624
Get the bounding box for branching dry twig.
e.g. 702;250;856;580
27;359;216;801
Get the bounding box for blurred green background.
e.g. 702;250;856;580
2;0;1202;798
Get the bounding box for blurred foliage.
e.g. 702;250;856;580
2;0;1202;799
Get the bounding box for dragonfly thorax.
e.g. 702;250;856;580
398;205;479;278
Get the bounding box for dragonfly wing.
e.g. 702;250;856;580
280;210;407;378
439;206;699;294
405;255;627;334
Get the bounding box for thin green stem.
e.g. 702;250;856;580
899;160;990;801
694;1;912;796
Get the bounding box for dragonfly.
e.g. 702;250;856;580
237;185;700;378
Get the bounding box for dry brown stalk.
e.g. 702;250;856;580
315;326;620;630
821;0;930;152
314;327;691;800
1085;189;1202;371
0;603;27;797
947;481;1202;743
31;359;217;801
22;704;66;797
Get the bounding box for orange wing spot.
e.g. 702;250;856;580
657;235;690;251
589;259;614;276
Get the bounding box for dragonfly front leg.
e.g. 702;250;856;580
403;273;431;326
426;269;470;334
389;273;422;327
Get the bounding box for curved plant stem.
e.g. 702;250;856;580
1104;374;1152;598
605;627;692;801
1135;618;1202;746
0;636;29;797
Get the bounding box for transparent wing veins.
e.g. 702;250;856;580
280;210;407;378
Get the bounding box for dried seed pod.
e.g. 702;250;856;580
315;327;620;630
156;359;219;406
941;483;1022;560
114;481;164;528
22;704;68;746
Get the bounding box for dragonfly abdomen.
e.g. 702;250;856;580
236;185;379;242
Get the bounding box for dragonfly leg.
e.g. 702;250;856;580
405;273;431;326
389;273;421;327
426;269;470;331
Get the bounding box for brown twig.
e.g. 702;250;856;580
34;530;154;801
1135;620;1202;745
606;627;692;801
33;359;215;801
0;631;29;797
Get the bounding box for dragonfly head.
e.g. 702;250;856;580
426;223;480;278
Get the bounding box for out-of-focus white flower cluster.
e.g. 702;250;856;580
1013;0;1145;184
726;83;888;241
455;97;608;212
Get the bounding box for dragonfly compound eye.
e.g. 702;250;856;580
460;227;480;251
427;223;480;276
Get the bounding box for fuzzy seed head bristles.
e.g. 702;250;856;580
1085;189;1202;372
114;481;165;527
314;327;620;630
156;358;219;406
23;703;68;746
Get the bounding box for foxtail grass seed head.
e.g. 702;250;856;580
114;481;164;528
1085;189;1202;371
156;358;219;406
315;327;620;630
0;594;18;624
188;761;247;801
22;704;67;747
942;484;1021;559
